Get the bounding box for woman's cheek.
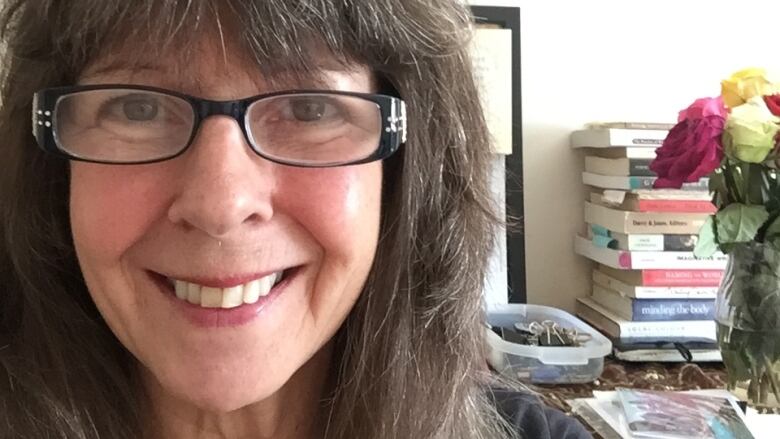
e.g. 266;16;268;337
278;164;382;257
69;163;169;260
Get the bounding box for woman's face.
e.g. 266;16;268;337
69;43;382;412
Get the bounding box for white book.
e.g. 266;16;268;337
576;297;716;342
587;227;698;252
584;155;654;177
584;201;708;235
597;189;712;202
586;147;658;159
571;128;668;148
592;269;718;299
574;235;727;270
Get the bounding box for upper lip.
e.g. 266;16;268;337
154;269;289;289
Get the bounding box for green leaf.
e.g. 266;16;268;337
716;203;770;243
694;216;718;258
766;216;780;241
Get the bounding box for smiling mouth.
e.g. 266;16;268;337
149;269;293;309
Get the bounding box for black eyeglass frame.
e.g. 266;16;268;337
32;84;407;167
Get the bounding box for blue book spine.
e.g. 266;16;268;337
628;176;709;191
631;299;715;321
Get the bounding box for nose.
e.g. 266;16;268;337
167;116;274;238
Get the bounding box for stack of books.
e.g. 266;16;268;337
570;123;725;362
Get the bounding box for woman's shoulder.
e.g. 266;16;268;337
489;387;593;439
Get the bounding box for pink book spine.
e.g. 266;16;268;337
636;199;717;213
642;270;723;286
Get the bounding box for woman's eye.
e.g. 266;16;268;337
97;94;163;123
121;98;159;121
288;98;336;122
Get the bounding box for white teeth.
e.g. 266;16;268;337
187;283;201;305
221;286;243;308
175;281;188;300
169;271;284;309
243;279;261;304
200;287;222;308
258;275;272;297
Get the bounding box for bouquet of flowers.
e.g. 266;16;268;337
651;68;780;407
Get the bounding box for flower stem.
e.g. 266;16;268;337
723;163;743;204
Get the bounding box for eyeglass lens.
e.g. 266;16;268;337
53;89;382;165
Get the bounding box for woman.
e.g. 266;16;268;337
0;1;591;438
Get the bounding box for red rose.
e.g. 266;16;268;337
650;115;725;189
764;94;780;116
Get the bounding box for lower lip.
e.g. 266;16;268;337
149;269;297;328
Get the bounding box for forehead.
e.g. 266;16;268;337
79;32;375;95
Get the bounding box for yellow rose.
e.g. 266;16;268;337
723;96;780;163
721;68;780;108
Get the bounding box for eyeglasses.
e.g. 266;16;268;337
32;84;407;167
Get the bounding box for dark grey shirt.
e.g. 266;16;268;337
491;389;593;439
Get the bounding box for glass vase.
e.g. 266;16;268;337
716;242;780;409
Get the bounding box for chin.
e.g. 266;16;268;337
167;372;284;413
150;363;290;413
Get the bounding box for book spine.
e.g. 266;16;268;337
629;176;656;190
632;286;717;299
627;251;726;270
641;270;723;286
630;299;715;321
624;234;664;251
627;159;655;176
629;176;709;191
576;298;717;341
592;270;717;298
585;202;708;234
624;234;697;251
635;199;717;213
623;148;658;159
619;320;716;340
575;235;727;270
610;130;667;147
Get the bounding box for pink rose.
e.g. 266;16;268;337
678;96;728;121
650;97;726;188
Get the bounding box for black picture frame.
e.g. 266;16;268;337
470;6;525;303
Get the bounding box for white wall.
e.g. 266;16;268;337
470;0;780;311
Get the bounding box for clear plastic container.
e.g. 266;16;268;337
486;303;612;384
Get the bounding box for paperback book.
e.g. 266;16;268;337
576;297;716;342
592;269;718;299
585;202;709;235
588;225;698;252
596;264;723;287
582;172;709;191
612;339;721;363
585;121;676;130
585;155;655;177
590;283;715;322
575;235;727;270
590;190;716;214
571;128;669;148
586;147;658;159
